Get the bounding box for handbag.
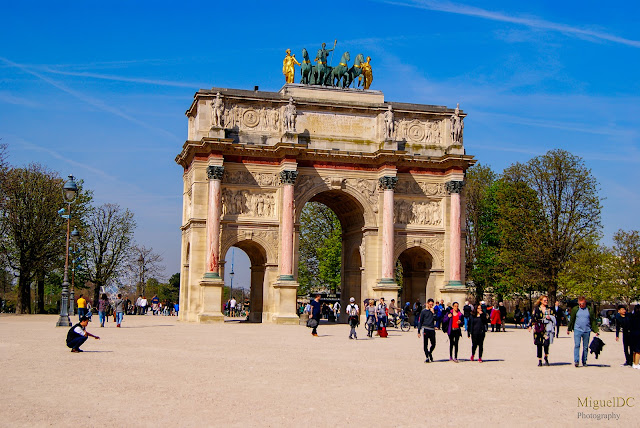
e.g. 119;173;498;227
307;318;318;328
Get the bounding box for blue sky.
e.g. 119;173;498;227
1;1;638;289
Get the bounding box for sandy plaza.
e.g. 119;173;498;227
1;314;637;427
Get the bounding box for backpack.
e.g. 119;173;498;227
441;315;450;333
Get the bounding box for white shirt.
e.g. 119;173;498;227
141;298;148;307
73;326;87;336
230;299;236;308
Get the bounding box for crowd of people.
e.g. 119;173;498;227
298;293;640;370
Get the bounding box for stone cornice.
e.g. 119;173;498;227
175;139;476;171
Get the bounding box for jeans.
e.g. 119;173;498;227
574;329;591;364
463;316;469;331
377;316;387;329
78;308;87;321
116;312;124;325
67;335;87;350
98;311;106;326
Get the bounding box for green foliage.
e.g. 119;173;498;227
297;202;342;295
611;229;640;305
502;149;602;301
558;239;616;305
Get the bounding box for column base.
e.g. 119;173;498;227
56;316;72;327
373;280;400;303
278;274;295;281
203;272;221;279
198;276;225;323
439;281;469;305
273;280;299;323
443;280;464;288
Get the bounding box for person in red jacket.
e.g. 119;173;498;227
490;304;502;332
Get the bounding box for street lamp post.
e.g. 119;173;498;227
229;248;235;316
68;228;80;316
56;175;78;327
138;254;145;297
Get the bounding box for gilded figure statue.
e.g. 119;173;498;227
359;56;373;89
282;49;301;84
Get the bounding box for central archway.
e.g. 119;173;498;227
397;247;433;323
295;188;368;322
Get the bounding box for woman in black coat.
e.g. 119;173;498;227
468;303;489;362
631;305;640;369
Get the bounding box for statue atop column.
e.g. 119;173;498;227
284;97;297;132
451;103;464;144
282;49;301;84
383;105;394;140
211;92;224;128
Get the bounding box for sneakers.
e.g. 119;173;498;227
450;357;454;362
117;324;121;328
470;355;474;361
582;362;588;367
424;359;430;363
538;360;543;367
478;358;483;363
574;363;580;367
632;364;640;370
454;359;459;363
71;348;83;353
349;336;353;340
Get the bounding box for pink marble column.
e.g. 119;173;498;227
446;180;464;286
379;176;398;282
279;170;298;280
205;166;224;278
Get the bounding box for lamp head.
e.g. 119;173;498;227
71;227;80;241
63;175;78;202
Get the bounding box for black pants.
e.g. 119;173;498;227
423;330;436;359
471;333;485;359
67;336;87;350
312;316;320;335
536;339;550;359
622;335;632;365
449;330;461;358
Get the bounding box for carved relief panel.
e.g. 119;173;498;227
394;199;443;226
221;105;281;133
393;119;444;146
222;190;277;218
395;180;447;197
224;170;279;187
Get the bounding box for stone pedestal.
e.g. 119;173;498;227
281;132;299;145
273;280;300;325
373;280;400;304
299;313;309;326
197;276;225;323
209;127;226;139
382;139;398;151
439;283;468;306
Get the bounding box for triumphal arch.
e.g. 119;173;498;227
176;54;475;323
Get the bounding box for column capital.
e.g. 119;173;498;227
446;180;464;194
207;165;225;181
280;170;298;185
378;176;398;190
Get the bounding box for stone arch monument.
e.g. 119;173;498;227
175;84;475;323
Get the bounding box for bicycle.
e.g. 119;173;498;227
388;311;411;332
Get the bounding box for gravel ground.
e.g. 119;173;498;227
0;314;637;427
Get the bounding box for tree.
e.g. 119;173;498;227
0;165;66;313
558;239;616;306
127;245;164;296
464;164;497;297
83;203;136;304
502;149;602;302
612;229;640;305
297;202;342;295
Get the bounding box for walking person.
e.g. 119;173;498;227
445;302;464;362
417;298;436;363
135;295;142;315
412;299;422;329
468;303;489;362
113;293;125;328
365;300;376;338
345;298;359;340
333;300;341;323
554;300;565;336
151;294;160;315
309;294;321;337
630;305;640;369
140;296;148;315
463;301;472;332
615;305;632;366
376;298;388;331
490;304;501;332
98;293;109;327
76;294;87;321
567;296;599;367
66;316;100;352
499;302;507;332
529;295;556;367
389;299;398;326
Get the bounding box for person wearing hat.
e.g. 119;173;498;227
66;316;100;353
345;297;360;339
